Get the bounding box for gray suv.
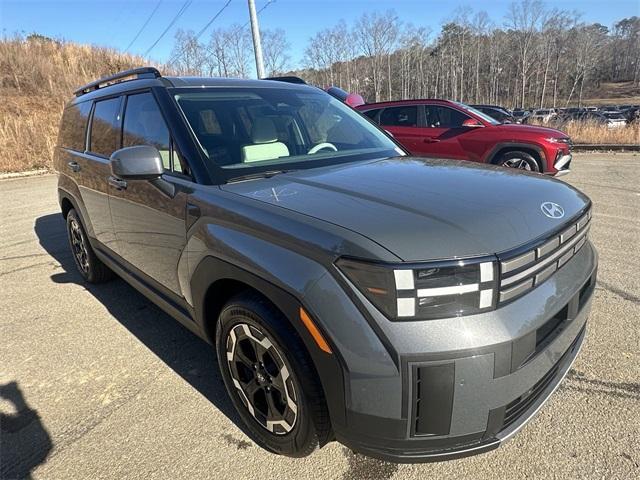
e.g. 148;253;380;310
55;68;597;462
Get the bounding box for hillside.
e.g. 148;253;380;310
582;81;640;106
0;36;160;172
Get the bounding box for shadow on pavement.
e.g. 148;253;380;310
33;213;247;437
0;381;52;479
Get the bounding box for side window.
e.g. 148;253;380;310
362;108;381;122
425;106;469;128
123;92;172;171
380;106;418;127
89;97;122;157
59;101;91;151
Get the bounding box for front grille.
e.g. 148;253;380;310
503;363;559;429
498;208;591;304
502;325;584;430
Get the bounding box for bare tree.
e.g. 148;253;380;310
262;28;291;77
506;0;546;108
354;10;400;101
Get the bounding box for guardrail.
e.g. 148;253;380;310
572;144;640;152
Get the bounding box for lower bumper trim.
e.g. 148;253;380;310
336;324;586;463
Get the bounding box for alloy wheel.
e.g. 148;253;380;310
226;323;298;435
69;218;90;273
502;158;537;171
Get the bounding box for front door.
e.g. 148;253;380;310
419;105;475;160
107;91;189;295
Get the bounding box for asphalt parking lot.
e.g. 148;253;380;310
1;152;639;480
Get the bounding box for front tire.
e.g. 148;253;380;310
65;209;114;283
495;150;542;172
215;292;330;457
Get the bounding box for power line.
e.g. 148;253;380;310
194;0;233;40
144;0;193;57
167;0;234;65
125;0;163;52
241;0;273;29
168;0;275;66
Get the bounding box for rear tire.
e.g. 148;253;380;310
495;150;542;172
65;209;114;283
216;291;330;457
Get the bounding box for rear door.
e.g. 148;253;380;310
80;96;123;250
377;105;425;154
107;91;189;295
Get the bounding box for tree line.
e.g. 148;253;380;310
169;0;640;108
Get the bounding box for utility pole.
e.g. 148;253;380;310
247;0;265;78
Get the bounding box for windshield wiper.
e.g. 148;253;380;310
226;169;294;183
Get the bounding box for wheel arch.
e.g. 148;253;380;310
487;143;547;172
57;185;95;238
190;255;347;430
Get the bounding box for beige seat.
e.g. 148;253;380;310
241;118;289;163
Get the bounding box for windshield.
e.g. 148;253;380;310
452;102;500;125
174;87;400;173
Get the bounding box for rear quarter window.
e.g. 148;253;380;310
89;97;122;158
362;108;381;122
380;106;418;127
59;101;92;151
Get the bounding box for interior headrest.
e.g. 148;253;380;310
251;117;278;144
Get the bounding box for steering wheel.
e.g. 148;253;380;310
308;142;338;154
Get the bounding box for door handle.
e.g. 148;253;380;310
108;176;127;190
67;161;81;172
423;138;440;143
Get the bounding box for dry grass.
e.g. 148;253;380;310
561;121;639;145
0;35;162;172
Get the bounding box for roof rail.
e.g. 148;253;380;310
263;76;307;85
74;67;162;97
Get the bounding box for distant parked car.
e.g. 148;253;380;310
554;111;625;129
621;106;640;123
470;105;515;123
512;109;531;121
523;109;557;124
357;99;573;175
601;111;628;128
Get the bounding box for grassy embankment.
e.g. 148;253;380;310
0;36;152;172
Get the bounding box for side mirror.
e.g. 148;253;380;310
110;145;164;180
462;118;484;128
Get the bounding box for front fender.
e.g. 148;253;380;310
188;239;348;429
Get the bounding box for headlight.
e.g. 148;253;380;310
336;257;498;320
546;137;572;145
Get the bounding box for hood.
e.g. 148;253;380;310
221;158;590;262
496;123;567;138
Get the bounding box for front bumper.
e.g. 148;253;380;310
304;242;597;462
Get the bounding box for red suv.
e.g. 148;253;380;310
356;99;572;176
